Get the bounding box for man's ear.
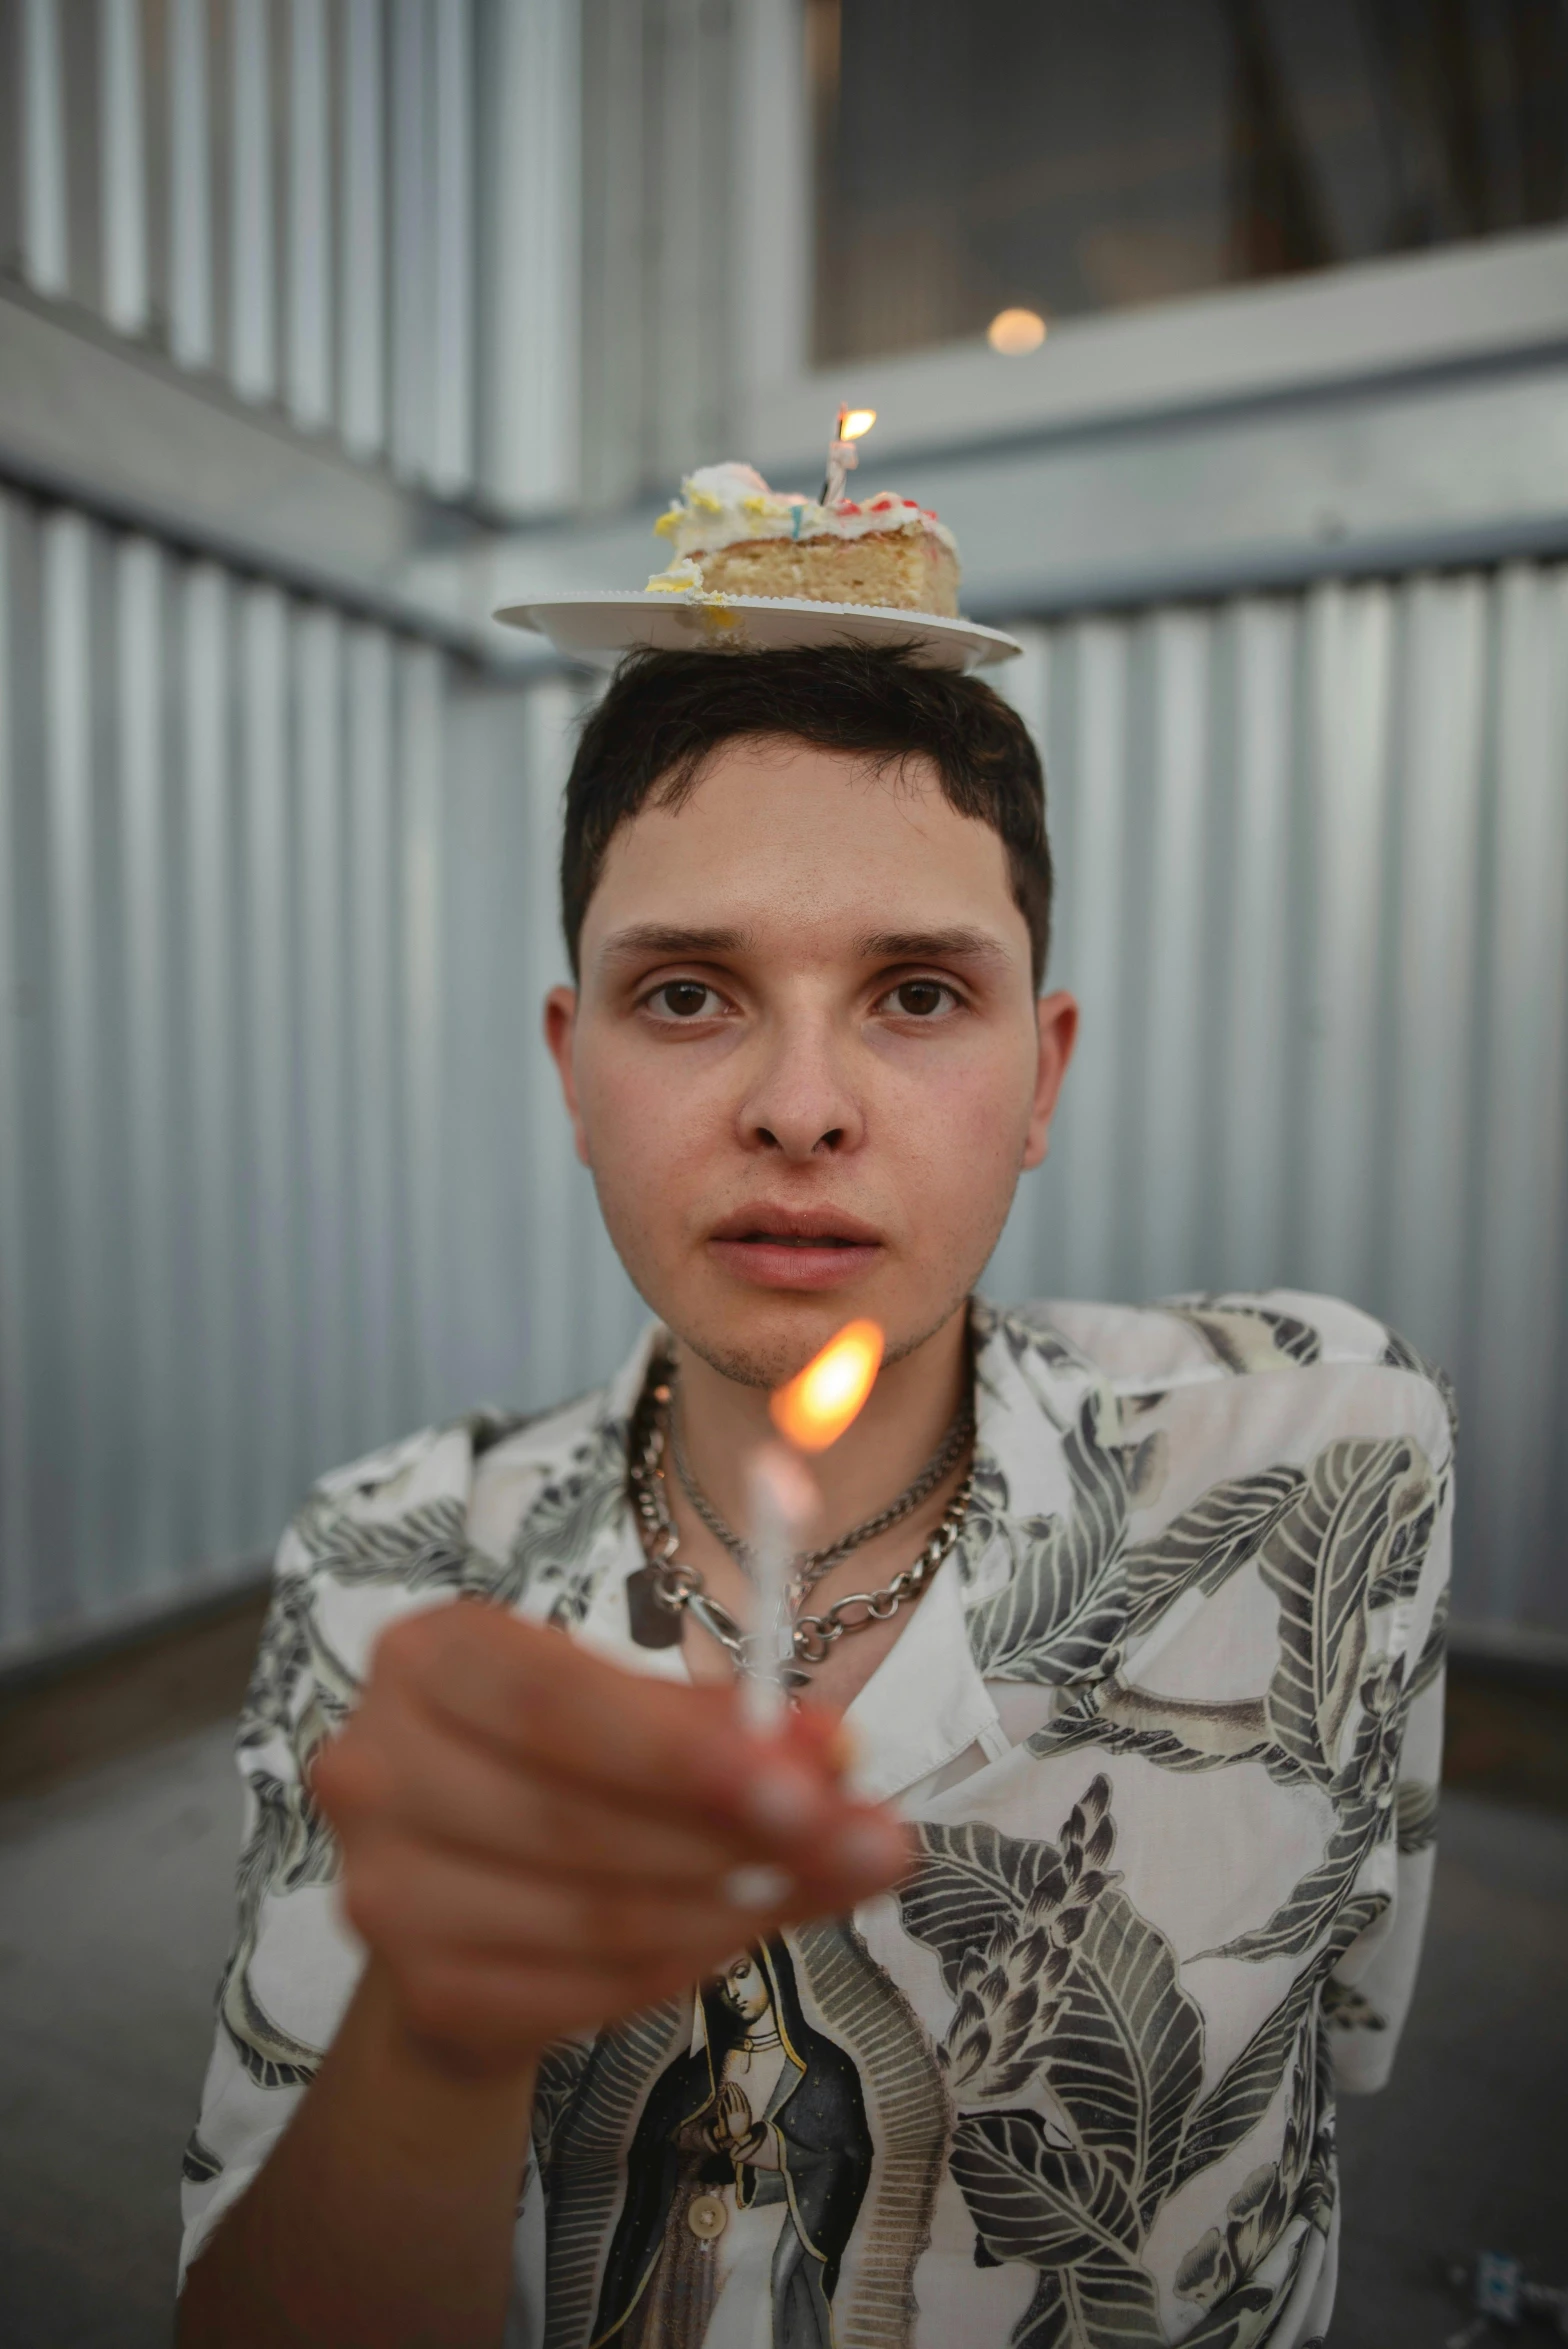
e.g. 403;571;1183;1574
1022;989;1078;1170
543;985;591;1166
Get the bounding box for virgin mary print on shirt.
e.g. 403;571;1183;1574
592;1940;871;2348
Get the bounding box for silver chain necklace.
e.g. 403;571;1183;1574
625;1357;975;1680
668;1366;974;1599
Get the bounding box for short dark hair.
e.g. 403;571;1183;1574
559;642;1053;989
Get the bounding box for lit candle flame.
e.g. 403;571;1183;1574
838;406;877;442
770;1320;885;1452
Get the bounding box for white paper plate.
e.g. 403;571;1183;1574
493;591;1022;673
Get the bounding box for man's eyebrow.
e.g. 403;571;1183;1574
597;923;752;968
856;926;1014;970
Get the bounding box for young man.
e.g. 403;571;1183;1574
178;645;1451;2349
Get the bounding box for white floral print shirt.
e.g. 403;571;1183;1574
181;1291;1452;2349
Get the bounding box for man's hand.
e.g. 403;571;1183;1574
312;1603;910;2072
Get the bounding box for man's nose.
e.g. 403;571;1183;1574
737;1013;865;1160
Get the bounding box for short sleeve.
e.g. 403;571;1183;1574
177;1511;366;2284
1327;1461;1452;2095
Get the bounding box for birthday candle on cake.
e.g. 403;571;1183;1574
821;405;877;506
743;1320;885;1730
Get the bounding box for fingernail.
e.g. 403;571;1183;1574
834;1821;902;1880
724;1864;793;1912
744;1768;818;1835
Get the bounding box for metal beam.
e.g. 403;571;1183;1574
0;281;554;659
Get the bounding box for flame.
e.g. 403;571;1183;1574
837;407;877;442
770;1320;885;1452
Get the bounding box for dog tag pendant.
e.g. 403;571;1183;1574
625;1564;685;1649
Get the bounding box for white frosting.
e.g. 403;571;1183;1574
653;460;957;561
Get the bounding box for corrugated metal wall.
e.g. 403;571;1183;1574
9;0;483;494
4;525;1565;1653
0;489;461;1647
578;0;736;509
988;573;1568;1640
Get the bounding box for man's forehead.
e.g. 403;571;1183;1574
583;736;1025;963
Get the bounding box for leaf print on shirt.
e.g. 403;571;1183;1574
1026;1434;1442;1967
900;1783;1383;2349
1395;1780;1440;1854
1164;1301;1323;1376
288;1491;472;1597
217;1760;337;2088
903;1779;1202;2345
1258;1440;1437;1782
962;1395;1138;1686
503;1412;632;1625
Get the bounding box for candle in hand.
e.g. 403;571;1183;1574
742;1319;886;1730
744;1443;818;1731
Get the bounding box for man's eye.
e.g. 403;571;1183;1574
883;978;957;1018
646;980;723;1020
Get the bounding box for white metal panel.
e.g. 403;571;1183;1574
1471;566;1568;1628
346;623;400;1440
21;0;70;296
228;0;276;402
0;503;31;1643
1296;580;1394;1303
167;0;215;368
41;514;110;1610
285;0;332;431
399;641;447;1422
182;560;241;1567
1138;611;1211;1298
337;0;386;460
429;0;474;494
388;0;433;484
578;0;646;509
479;0;582;513
240;582;296;1535
116;535;178;1598
99;0;149;334
1054;620;1132;1301
1215;599;1293;1289
294;602;353;1471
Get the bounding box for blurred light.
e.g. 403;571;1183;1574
839;407;877;440
987;307;1047;355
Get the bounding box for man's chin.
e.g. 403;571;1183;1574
660;1283;969;1394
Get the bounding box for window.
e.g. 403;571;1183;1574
809;0;1568;367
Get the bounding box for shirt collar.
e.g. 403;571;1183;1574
841;1548;1001;1803
960;1301;1122;1604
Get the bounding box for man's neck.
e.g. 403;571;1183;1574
667;1304;972;1547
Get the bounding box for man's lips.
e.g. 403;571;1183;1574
707;1207;884;1290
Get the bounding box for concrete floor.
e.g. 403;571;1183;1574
0;1726;1564;2349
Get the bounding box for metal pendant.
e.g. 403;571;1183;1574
686;2193;728;2241
624;1564;685;1649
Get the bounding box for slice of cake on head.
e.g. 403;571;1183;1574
647;462;961;617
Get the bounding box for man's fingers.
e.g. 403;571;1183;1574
331;1703;756;1889
345;1840;784;1970
375;1606;833;1834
